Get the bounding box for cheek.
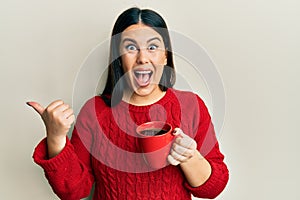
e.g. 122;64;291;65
121;55;134;72
153;52;167;65
154;65;164;80
157;66;164;77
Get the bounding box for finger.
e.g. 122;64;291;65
167;154;180;166
66;114;75;124
63;116;75;128
170;149;189;163
172;128;183;136
63;108;74;118
54;103;70;113
47;100;64;111
26;101;45;115
172;143;195;157
175;136;197;150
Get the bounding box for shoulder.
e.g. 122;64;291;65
77;96;109;118
84;95;107;107
169;88;206;107
169;88;195;97
168;88;210;119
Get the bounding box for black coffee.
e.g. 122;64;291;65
140;129;168;136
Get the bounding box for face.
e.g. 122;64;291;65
119;23;167;99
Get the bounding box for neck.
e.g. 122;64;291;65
123;88;166;106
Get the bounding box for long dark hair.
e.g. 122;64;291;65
101;7;176;106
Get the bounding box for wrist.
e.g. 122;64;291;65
47;134;66;145
46;136;66;158
180;150;212;187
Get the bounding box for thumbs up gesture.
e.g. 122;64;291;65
27;100;75;157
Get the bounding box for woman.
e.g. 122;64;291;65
28;7;229;200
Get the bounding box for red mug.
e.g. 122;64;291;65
136;121;175;169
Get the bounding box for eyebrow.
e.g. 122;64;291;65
147;37;162;43
122;38;137;44
122;37;162;44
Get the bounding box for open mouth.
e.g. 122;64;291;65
133;70;153;87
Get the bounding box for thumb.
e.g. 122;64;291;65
26;101;45;115
172;128;184;136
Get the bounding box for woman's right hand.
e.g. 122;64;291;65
27;100;75;158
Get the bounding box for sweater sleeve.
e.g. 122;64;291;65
32;100;96;200
183;96;229;199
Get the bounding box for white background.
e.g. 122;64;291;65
1;0;299;199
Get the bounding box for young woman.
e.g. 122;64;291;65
28;7;229;200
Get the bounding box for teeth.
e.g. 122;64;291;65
134;70;152;74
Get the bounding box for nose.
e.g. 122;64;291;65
136;48;149;64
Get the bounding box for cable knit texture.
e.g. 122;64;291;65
33;89;229;200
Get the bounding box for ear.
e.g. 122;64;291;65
164;50;168;65
164;58;167;65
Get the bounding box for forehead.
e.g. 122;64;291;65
121;23;163;42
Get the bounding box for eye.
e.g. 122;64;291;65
148;44;158;51
125;44;138;51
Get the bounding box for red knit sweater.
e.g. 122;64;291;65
33;89;229;200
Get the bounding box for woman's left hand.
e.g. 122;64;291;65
167;128;198;166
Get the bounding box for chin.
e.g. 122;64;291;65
133;84;157;97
